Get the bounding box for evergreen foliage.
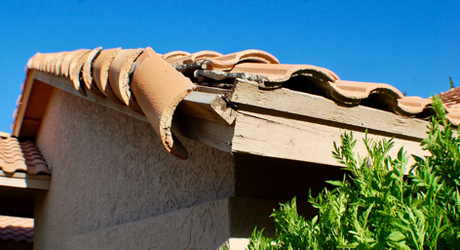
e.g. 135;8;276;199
247;96;460;249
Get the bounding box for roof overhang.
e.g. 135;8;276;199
13;47;437;169
0;172;50;190
14;69;431;168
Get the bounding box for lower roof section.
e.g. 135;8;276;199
0;135;50;190
0;215;34;244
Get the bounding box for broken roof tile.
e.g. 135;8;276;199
0;215;34;243
0;136;50;175
204;62;341;84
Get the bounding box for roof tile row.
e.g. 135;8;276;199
0;215;34;243
0;136;50;175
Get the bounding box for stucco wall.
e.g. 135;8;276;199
34;89;235;249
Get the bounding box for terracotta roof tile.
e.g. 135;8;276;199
82;47;105;97
162;51;191;61
0;215;34;243
201;49;280;71
92;47;123;105
164;50;224;72
441;87;460;107
196;63;340;83
131;47;196;159
108;48;145;115
441;87;460;125
0;136;50;175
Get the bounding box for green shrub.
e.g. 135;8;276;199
247;96;460;250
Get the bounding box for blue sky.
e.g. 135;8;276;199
0;0;459;133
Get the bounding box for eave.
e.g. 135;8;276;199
14;69;431;168
0;172;50;190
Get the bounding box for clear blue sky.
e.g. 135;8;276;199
1;0;459;133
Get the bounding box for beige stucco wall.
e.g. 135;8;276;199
34;89;235;249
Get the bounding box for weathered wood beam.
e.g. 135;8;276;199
232;110;427;168
176;91;236;125
172;114;233;153
230;79;428;141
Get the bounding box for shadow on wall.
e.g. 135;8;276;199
232;154;347;237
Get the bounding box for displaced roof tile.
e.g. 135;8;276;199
131;47;196;159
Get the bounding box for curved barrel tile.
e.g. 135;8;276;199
231;63;339;86
70;50;93;96
168;51;224;72
166;51;223;65
108;48;144;115
202;49;280;71
82;47;105;97
53;51;69;76
196;63;340;88
131;47;196;159
68;49;91;83
92;48;123;104
395;96;433;116
162;51;191;62
61;49;87;78
191;51;223;62
324;80;403;105
446;111;460;126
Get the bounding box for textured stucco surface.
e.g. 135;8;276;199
34;89;235;249
67;199;230;250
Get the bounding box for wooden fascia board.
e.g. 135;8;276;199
232;110;426;168
12;70;36;137
0;172;50;190
229;79;429;166
230;79;428;141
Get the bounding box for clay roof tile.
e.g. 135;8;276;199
0;215;34;243
92;48;123;105
0;136;50;175
202;49;280;71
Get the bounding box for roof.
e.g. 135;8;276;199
14;47;460;160
0;134;51;190
0;215;34;243
0;135;50;175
